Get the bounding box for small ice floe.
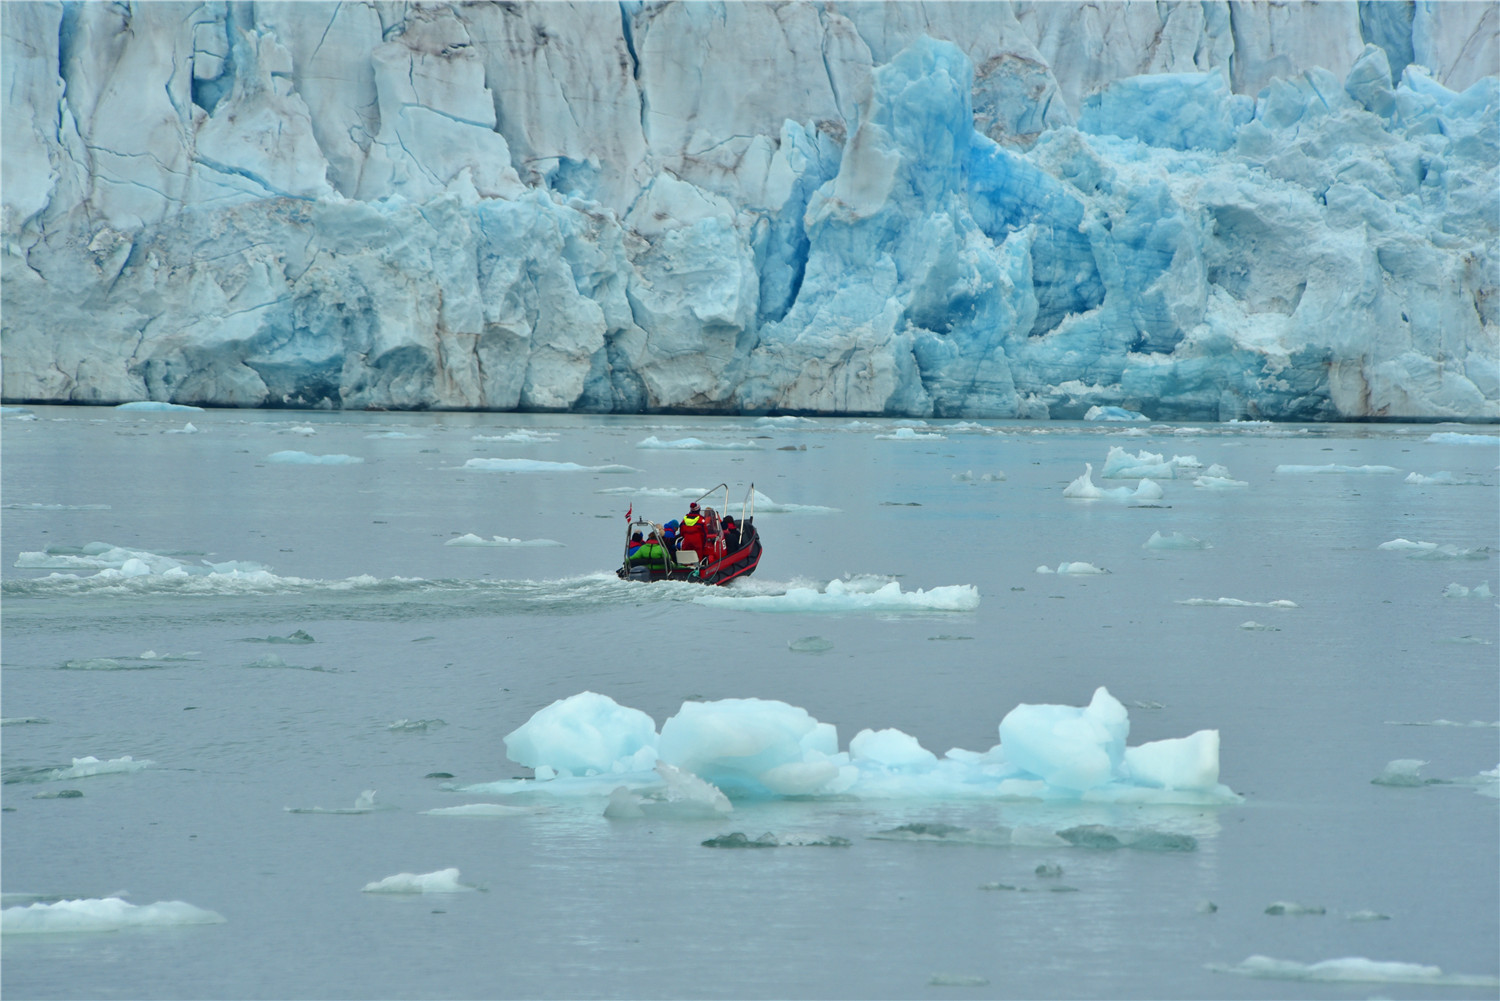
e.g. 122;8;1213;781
1063;463;1163;502
1177;597;1298;608
788;636;833;653
246;654;332;672
420;803;537;817
603;763;733;820
928;974;990;987
635;436;762;450
267;450;363;465
364;431;422;439
1056;824;1197;851
694;579;980;613
286;790;387;814
34;789;83;799
1384;719;1499;728
1405;471;1481;485
361;868;474;894
701;832;851;848
1425;432;1498;446
1;897;224;934
3;502;111;510
875;427;946;441
870;822;1195;852
1371;759;1435;787
388;719;446;732
1145;531;1211;550
1036;562;1109;575
1100;447;1197;479
952;470;1005;482
115;401;203;412
1264;901;1325;915
1380;538;1489;560
46;756;153;781
1274;463;1400;474
464;457;637;473
1442;581;1493;598
242;629;316;644
1346;910;1391;921
444;534;563;547
285;425;317;435
1084;405;1147;422
1192;467;1249;489
1208;955;1498;987
472;430;557;442
755;415;818;427
164;422;199;434
1238;621;1280;631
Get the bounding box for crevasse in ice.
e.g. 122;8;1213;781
488;688;1238;805
2;4;1494;420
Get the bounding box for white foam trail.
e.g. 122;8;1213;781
361;868;474;894
694;579;979;612
268;450;363;465
444;534;563;547
636;436;762;450
464;458;637;473
2;898;224;934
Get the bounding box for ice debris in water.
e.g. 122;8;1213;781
388;719;445;732
115;401;203;412
444;534;563;547
1425;433;1498;446
952;470;1005;482
1264;901;1326;915
488;687;1236;805
47;756;152;781
1208;955;1498;987
1178;597;1298;608
420;803;536;817
1084;406;1147;422
787;636;833;653
1036;562;1108;574
1372;760;1435;787
635;436;762;450
1192;469;1249;489
1406;471;1482;485
875;427;947;441
267;450;364;465
361;868;474;894
1145;531;1210;550
874;822;1195;851
1380;538;1490;560
1;897;224;934
1063;464;1165;502
603;763;734;819
242;629;315;644
1101;447;1200;479
694;579;980;613
928;974;990;987
164;422;199;434
701;832;851;848
1238;621;1280;631
472;430;558;443
1274;463;1400;474
286;790;386;814
464;457;637;474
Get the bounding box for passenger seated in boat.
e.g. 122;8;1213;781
662;520;680;556
627;531;644;556
629;536;667;571
721;515;740;552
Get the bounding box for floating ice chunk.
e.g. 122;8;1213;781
472;430;557;442
361;868;473;894
1378;537;1435;551
387;718;445;732
1264;901;1326;915
1145;531;1211;550
636;436;762;450
285;426;317;435
444;534;563;547
952;470;1005;482
998;687;1129;794
1193;474;1248;489
268;450;363;465
1057;824;1198;851
365;431;422;439
1346;910;1391;921
1238;621;1280;631
1371;759;1432;787
1178;598;1298;608
874;427;947;441
1407;545;1490;561
1;897;224;934
1124;731;1220;791
1101;447;1181;479
419;803;536;817
701;832;851;848
48;755;152;780
464;458;637;473
502;692;658;778
633;762;733;818
849;728;938;771
787;636;833;653
165;422;199;434
1208;955;1498;987
1063;464;1164;502
1425;432;1498;446
285;790;386;814
1405;471;1481;485
1274;464;1400;474
1037;562;1108;575
754;416;817;427
1442;581;1493;598
114;401;203;412
657;698;842;799
694;579;980;613
871;823;1016;845
1084;406;1147;422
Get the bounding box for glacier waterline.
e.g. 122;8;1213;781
2;405;1496;1000
2;2;1495;420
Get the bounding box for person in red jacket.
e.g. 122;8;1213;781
678;502;706;558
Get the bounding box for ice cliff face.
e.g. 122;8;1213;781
3;1;1496;419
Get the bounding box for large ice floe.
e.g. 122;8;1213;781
2;3;1495;420
466;687;1239;807
1;897;226;935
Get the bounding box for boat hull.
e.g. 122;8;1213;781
618;527;762;586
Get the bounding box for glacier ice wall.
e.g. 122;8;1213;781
2;1;1496;419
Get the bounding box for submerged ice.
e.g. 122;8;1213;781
3;4;1494;420
479;687;1238;806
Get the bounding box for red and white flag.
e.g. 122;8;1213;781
625;504;632;522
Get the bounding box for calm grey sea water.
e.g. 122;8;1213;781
3;406;1497;1000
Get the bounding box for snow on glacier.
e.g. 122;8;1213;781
1;4;1494;420
474;686;1239;805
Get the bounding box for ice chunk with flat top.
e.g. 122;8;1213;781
1;897;224;933
657;698;843;798
361;868;473;894
1125;730;1220;789
998;687;1130;793
502;691;658;778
